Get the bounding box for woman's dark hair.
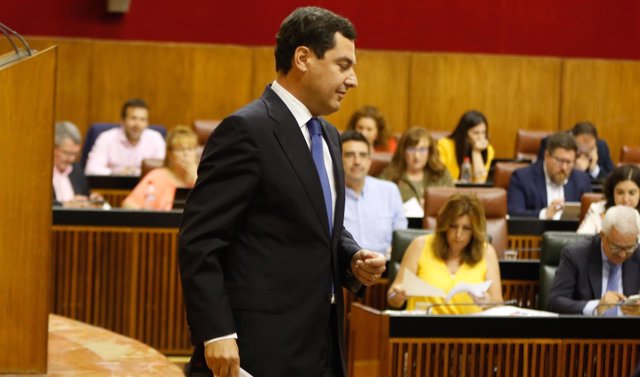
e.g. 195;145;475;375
275;7;356;74
384;127;445;182
346;106;388;150
433;193;487;266
448;110;489;169
603;165;640;210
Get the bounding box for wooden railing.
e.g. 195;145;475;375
51;225;190;355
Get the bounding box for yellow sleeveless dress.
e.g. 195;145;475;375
407;234;487;314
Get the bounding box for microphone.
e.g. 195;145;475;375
425;299;518;315
0;22;34;67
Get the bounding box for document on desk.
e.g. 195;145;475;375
402;197;424;218
402;268;492;302
402;269;445;297
240;367;254;377
445;280;492;302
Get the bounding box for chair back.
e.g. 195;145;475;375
493;162;530;191
538;231;593;310
423;187;508;255
193;119;222;145
620;146;640;164
515;129;550;162
80;122;167;168
389;229;431;283
580;192;605;222
368;152;392;177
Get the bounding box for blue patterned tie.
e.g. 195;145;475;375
604;262;621;316
307;117;333;233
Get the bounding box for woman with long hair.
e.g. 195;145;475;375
437;110;495;183
387;193;503;314
380;127;453;204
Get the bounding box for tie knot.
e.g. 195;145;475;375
610;262;621;273
307;117;322;136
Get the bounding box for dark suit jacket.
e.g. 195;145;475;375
507;161;592;217
537;136;614;180
548;236;640;314
178;87;361;377
52;163;90;206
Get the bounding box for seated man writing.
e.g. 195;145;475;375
548;205;640;316
508;131;591;219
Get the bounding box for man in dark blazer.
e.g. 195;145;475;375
536;122;614;180
52;121;100;207
548;206;640;316
508;132;591;219
178;7;386;377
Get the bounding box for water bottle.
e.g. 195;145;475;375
143;180;156;209
460;157;472;183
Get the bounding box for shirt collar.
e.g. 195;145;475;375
53;164;73;176
270;80;313;129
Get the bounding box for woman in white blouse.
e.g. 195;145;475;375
578;164;640;234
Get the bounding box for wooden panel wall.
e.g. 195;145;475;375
2;37;638;163
0;47;56;373
561;58;640;165
410;53;563;158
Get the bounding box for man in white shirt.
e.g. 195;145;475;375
342;130;407;259
84;98;165;176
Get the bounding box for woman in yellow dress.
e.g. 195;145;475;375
387;193;503;314
437;110;495;183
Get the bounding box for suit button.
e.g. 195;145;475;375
326;292;335;303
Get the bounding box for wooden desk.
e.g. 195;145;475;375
349;303;640;377
51;209;189;355
87;175;138;207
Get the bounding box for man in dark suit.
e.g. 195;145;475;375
178;7;386;377
536;122;614;180
508;131;591;219
52;121;102;207
548;205;640;316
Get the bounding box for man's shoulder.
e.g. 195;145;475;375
569;168;592;185
511;163;539;181
95;127;121;141
366;176;399;192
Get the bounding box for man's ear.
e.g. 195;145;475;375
293;46;311;72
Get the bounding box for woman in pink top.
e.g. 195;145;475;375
123;126;199;210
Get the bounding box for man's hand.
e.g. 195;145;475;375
205;338;240;377
545;199;564;219
597;291;626;315
351;250;386;286
588;148;599;172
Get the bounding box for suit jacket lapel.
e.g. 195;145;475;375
321;119;344;241
534;163;548;209
588;238;603;298
622;247;640;296
264;88;331;237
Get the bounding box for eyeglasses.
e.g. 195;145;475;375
406;147;429;154
551;155;575;167
606;238;638;256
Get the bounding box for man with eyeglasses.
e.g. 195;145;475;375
507;132;591;219
536;122;614;180
341;130;407;260
548;205;640;316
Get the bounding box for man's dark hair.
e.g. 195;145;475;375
121;98;148;120
571;121;598;139
341;130;370;150
546;131;578;154
275;6;356;74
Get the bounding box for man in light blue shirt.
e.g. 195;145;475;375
342;130;407;259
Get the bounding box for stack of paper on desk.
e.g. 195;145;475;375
402;268;492;303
